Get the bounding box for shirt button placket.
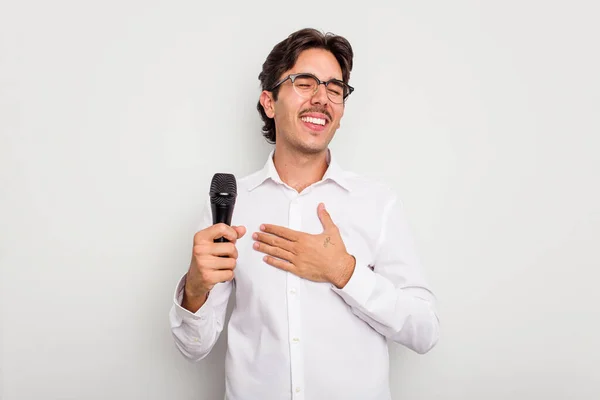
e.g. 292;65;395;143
287;196;304;398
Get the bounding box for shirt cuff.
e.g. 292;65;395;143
331;256;377;308
172;273;213;323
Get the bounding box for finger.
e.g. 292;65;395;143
193;242;238;258
209;269;235;284
211;242;239;258
253;241;294;263
208;255;237;270
196;223;240;243
262;254;294;272
260;224;300;242
317;203;336;232
253;232;295;253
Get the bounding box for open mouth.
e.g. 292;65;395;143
300;115;328;131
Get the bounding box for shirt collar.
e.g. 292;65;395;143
247;148;351;192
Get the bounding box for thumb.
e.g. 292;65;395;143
233;225;247;239
317;203;336;231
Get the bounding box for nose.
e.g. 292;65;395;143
311;83;329;105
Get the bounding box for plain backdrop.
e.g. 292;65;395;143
1;1;599;399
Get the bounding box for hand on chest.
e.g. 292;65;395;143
231;199;373;287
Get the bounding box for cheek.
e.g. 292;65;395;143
275;99;303;121
331;112;343;129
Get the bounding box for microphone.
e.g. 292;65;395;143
209;173;237;243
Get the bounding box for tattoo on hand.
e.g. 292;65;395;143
324;236;331;248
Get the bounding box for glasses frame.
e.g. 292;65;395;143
268;73;355;104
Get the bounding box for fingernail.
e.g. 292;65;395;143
260;224;265;231
253;242;259;249
252;233;258;239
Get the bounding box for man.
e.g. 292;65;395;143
169;28;439;400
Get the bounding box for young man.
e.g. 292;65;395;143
169;28;439;400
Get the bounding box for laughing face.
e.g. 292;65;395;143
260;48;346;155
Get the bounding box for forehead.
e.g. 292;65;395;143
290;48;343;80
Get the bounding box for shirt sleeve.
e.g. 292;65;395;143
168;197;233;361
169;274;233;362
331;194;440;354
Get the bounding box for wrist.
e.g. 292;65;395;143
182;286;209;313
333;253;356;289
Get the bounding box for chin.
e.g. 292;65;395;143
294;139;329;155
280;126;332;154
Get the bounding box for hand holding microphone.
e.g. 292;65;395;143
183;173;245;312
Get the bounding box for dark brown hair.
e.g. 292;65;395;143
257;28;354;143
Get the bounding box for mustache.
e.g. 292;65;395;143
299;107;332;121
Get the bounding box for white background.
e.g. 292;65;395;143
1;1;599;399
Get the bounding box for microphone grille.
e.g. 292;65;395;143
209;173;237;206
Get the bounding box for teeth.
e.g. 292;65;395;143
301;116;326;126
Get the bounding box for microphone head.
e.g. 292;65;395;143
209;173;237;206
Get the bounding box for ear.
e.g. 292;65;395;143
259;90;276;118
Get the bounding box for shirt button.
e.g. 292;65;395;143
296;387;301;393
289;288;296;295
292;337;300;343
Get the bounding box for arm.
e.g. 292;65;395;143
168;198;238;362
331;195;440;354
169;275;232;361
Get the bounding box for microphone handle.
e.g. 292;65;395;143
211;203;234;243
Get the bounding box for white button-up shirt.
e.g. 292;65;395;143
169;149;440;400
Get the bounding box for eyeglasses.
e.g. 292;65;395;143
268;73;354;104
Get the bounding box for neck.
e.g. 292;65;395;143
272;143;329;193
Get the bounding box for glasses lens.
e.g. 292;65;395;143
293;75;318;96
292;74;349;104
326;81;346;103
